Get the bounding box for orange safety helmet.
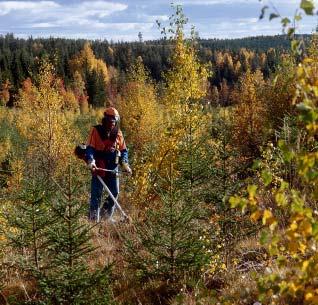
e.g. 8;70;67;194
104;107;120;122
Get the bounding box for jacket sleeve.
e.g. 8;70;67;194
120;148;129;164
118;131;129;164
86;146;95;163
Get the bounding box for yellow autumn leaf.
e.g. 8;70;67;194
305;292;313;301
296;66;304;78
288;282;298;294
250;210;262;222
290;222;298;231
262;209;276;226
299;220;312;237
299;242;307;254
302;260;310;272
303;58;314;64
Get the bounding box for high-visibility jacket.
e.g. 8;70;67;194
86;125;128;177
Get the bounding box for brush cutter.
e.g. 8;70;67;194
96;167;130;176
95;168;130;223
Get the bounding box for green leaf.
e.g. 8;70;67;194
269;13;280;20
279;181;289;191
229;196;241;208
278;140;295;162
281;17;291;27
261;170;272;186
277;255;287;267
247;184;258;197
291;40;301;53
275;191;287;206
295;14;302;21
312;222;318;237
287;28;295;37
252;159;261;170
291;190;305;213
300;0;315;15
260;230;269;245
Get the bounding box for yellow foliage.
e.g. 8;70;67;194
119;57;162;151
62;89;78;111
15;61;77;182
117;57;164;205
120;15;210;207
0;137;10;163
70;42;109;85
160;24;210;162
230;35;318;305
163;30;210;109
250;210;262;222
6;159;24;192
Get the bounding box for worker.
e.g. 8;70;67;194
86;107;131;221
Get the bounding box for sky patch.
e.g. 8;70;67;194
0;0;317;41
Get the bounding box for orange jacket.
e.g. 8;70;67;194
86;125;128;177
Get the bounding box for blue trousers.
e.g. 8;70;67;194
89;174;119;220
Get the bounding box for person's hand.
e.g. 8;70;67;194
87;159;97;172
122;162;132;175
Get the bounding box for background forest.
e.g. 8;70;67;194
0;1;317;304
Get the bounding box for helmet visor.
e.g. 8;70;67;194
104;114;118;123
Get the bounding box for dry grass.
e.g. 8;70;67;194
0;202;273;305
219;236;266;304
85;209;270;305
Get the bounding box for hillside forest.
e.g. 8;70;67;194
0;1;317;305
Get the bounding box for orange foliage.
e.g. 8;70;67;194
56;79;78;111
18;78;38;107
0;80;11;106
232;70;266;160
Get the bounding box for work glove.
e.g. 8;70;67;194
122;162;132;175
87;159;97;171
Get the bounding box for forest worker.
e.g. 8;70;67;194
86;107;132;221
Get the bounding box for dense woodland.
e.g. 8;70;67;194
0;2;317;305
0;33;295;83
0;33;298;107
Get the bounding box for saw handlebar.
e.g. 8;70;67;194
95;167;131;175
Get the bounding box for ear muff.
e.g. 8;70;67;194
102;115;118;127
